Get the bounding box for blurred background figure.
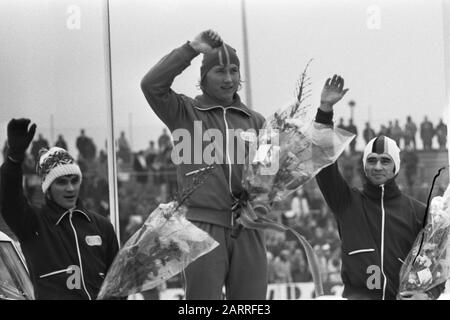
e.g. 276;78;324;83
435;119;447;150
404;116;418;150
390;120;403;147
30;133;49;162
157;128;172;154
54;134;68;150
117;131;132;165
363;122;376;145
420;116;434;150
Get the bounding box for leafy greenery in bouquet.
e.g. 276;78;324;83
241;60;354;208
236;61;354;297
399;180;450;295
97;167;218;299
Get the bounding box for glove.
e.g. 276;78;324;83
7;118;36;163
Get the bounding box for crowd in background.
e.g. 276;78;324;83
337;115;447;152
1;114;448;298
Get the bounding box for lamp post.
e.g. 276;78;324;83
241;0;252;109
348;100;356;121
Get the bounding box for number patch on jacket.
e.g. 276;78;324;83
85;235;102;246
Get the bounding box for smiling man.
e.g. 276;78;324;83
314;75;445;300
140;30;267;300
0;119;119;299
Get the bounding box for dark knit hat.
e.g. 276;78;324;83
200;43;240;84
36;147;82;194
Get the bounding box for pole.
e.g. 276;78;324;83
348;100;355;121
103;0;120;244
50;114;55;146
241;0;253;109
129;112;133;151
442;0;450;175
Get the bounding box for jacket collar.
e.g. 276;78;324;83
194;93;251;117
44;197;92;226
362;176;401;201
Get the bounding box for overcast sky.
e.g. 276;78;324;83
1;0;449;155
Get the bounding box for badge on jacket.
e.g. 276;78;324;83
85;235;102;246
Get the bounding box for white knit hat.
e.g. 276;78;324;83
36;147;82;194
363;135;401;176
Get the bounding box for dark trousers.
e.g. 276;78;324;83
184;221;268;300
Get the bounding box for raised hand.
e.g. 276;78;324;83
189;29;223;54
320;74;349;112
7;118;36;162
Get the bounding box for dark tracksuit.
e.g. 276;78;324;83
315;109;444;299
141;42;267;299
0;159;119;300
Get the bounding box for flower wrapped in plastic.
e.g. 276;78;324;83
236;61;355;297
97;168;218;299
398;181;450;296
239;61;354;214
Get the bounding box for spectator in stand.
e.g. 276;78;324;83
386;121;393;137
271;250;293;284
54;134;68;151
327;248;343;283
378;124;389;137
31;133;50;163
133;150;148;185
363;122;376;145
157;128;172;154
337;118;346;131
420;116;434;151
76;129;97;161
290;188;311;220
85;137;96;161
390;120;403;148
117;131;132;164
266;252;276;283
144;140;158;168
346;119;358;152
290;248;312;282
404;116;418;150
435;119;447;150
402;144;419;192
76;129;90;160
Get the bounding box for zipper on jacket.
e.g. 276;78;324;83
69;211;92;300
39;267;72;279
380;184;387;300
348;248;375;255
221;107;238;227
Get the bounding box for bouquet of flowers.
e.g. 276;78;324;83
398;182;450;296
239;61;354;218
236;61;355;297
97;167;218;299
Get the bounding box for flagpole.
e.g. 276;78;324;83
103;0;120;244
241;0;253;109
443;0;450;174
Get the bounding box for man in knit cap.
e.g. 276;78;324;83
314;75;445;300
0;118;119;300
141;30;267;299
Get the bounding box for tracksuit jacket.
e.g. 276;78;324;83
141;42;268;299
315;108;444;299
0;159;119;300
141;41;266;227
